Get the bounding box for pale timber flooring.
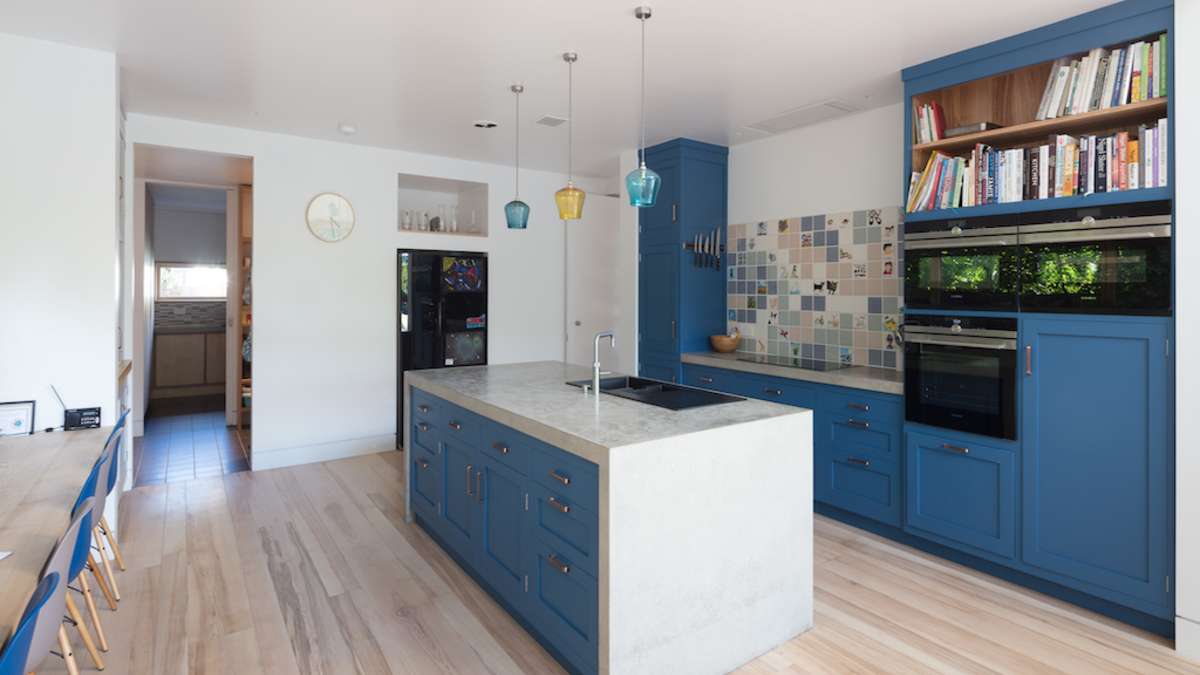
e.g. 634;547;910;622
30;452;1200;674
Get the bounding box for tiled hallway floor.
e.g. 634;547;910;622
135;395;249;486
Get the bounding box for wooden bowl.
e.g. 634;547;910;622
710;334;739;353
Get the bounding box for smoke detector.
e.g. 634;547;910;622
536;114;568;127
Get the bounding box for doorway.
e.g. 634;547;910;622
131;144;253;484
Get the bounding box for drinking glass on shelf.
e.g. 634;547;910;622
419;212;430;231
449;205;458;233
400;209;412;231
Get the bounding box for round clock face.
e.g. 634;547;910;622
306;192;355;242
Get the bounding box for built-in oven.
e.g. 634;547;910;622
904;213;1020;311
904;315;1018;440
1018;202;1172;315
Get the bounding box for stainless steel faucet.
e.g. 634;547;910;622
593;331;615;395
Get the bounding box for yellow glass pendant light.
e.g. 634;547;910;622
555;52;585;220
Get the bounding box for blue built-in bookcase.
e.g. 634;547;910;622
901;0;1172;222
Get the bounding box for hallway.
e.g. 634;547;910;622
134;395;248;486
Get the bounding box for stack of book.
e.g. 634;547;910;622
1035;34;1168;120
914;102;945;143
905;117;1167;212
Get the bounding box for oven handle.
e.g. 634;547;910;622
904;235;1015;251
1017;224;1171;246
905;333;1017;350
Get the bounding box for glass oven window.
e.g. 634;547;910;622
1020;237;1170;314
905;341;1017;440
905;245;1019;310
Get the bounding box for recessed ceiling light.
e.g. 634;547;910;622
473;120;499;129
338;121;358;135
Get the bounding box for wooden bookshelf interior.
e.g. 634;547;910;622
236;184;252;437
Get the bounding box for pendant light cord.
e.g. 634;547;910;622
514;88;520;199
640;15;646;167
568;59;574;183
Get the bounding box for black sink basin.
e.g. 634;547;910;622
566;376;745;410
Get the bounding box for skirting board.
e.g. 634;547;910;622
1178;616;1200;664
250;432;396;471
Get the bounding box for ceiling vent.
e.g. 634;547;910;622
536;114;568;127
746;99;859;135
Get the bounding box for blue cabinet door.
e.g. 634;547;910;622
638;157;680;248
410;443;442;518
1021;316;1171;609
639;244;679;368
440;439;480;562
814;447;901;526
477;453;527;609
905;430;1016;559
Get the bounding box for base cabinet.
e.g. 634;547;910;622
411;391;599;675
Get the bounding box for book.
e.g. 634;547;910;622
1130;42;1143;104
1060;60;1080;117
1128;139;1139;189
1045;63;1070;119
1119;43;1135;106
1036;58;1067;119
1100;48;1121;110
1159;34;1169;98
1096;137;1108;193
1158;117;1168;188
1088;51;1110;111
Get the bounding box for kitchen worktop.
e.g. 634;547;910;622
682;351;904;396
404;361;803;465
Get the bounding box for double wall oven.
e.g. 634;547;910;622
902;201;1171;440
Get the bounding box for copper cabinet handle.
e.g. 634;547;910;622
548;496;571;514
548;470;571;486
416;458;430;470
1025;345;1032;376
547;553;571;575
418;404;430;413
671;203;677;222
465;464;474;496
448;420;462;431
699;376;714;384
848;402;870;412
941;443;970;455
476;471;482;503
493;442;509;455
847;457;871;468
847;419;870;430
764;387;783;396
417;422;429;432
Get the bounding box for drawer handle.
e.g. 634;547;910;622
418;404;431;413
847;402;870;412
764;387;783;396
847;457;871;468
547;496;571;514
493;442;509;455
941;443;970;455
548;470;571;486
547;553;571;575
417;422;429;432
699;376;714;384
448;420;462;431
847;419;870;430
465;464;474;496
416;458;430;470
476;470;483;503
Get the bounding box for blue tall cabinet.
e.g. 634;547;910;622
638;139;728;382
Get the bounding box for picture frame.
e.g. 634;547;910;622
0;400;36;436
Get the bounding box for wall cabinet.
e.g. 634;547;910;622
154;331;226;389
638;139;728;382
411;391;599;675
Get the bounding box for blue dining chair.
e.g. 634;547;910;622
0;572;81;675
88;431;125;604
72;449;118;612
41;497;105;670
95;412;129;578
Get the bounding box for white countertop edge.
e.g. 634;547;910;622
681;352;904;396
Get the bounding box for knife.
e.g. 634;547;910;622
704;233;711;268
693;233;699;267
715;228;722;270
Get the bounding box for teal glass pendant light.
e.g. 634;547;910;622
505;84;530;229
626;6;661;207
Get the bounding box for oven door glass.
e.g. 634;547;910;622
904;340;1017;440
904;243;1019;310
1019;236;1171;315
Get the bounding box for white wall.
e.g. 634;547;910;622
125;113;608;469
1174;0;1200;661
132;179;156;432
728;104;904;223
0;32;118;427
152;206;226;264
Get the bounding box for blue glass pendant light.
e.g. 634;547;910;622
626;6;661;207
505;84;530;229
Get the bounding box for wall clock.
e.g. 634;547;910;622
305;192;356;243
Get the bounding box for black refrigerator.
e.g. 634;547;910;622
397;249;488;447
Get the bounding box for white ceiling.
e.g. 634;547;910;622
5;0;1111;177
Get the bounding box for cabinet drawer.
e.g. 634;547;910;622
410;389;442;425
822;415;900;460
525;538;598;675
528;482;599;578
816;449;901;526
410;444;441;517
530;445;599;511
822;388;901;425
441;404;482;447
682;364;743;394
905;431;1016;560
410;417;440;453
741;373;818;409
480;420;531;475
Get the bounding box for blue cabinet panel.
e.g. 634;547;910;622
905;430;1016;559
525;538;599;675
528;482;599;578
638;353;680;384
682;364;746;392
478;454;528;609
481;419;532;475
1020;316;1172;610
637;158;680;248
410;443;441;518
439;439;480;561
816;449;901;526
638;245;680;361
740;374;819;409
529;443;600;509
411;418;439;454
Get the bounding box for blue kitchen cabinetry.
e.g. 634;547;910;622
1020;315;1173;615
638;139;728;382
410;391;599;675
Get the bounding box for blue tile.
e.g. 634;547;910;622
800;296;812;311
728;309;736;320
826;230;839;247
801;216;813;232
825;247;838;262
747;310;757;323
801;343;814;357
814;231;826;246
737;238;746;252
814;296;826;312
869;349;883;366
757;266;767;280
813;344;826;360
883;351;897;368
737;266;746;280
767;281;778;295
868;297;882;314
812;215;826;230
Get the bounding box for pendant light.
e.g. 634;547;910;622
626;6;661;207
505;84;530;229
555;52;585;220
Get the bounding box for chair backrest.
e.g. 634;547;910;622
91;430;121;518
70;458;104;527
103;409;130;448
0;572;62;675
43;498;95;585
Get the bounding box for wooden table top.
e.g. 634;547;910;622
0;427;109;642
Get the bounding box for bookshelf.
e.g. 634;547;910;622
236;185;252;440
901;0;1173;220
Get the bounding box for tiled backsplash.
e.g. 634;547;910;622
726;206;904;369
155;301;226;329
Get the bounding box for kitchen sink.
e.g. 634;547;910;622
565;375;745;411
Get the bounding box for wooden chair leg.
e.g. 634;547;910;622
87;554;117;610
78;574;109;651
65;593;105;670
57;624;81;675
98;516;126;571
93;529;121;601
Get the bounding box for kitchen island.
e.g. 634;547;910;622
403;361;812;675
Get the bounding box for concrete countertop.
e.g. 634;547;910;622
682;351;904;396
